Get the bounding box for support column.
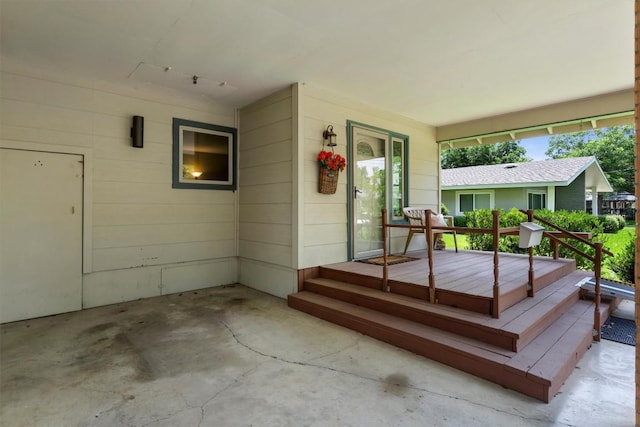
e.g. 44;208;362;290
546;185;555;211
591;187;599;216
633;1;639;424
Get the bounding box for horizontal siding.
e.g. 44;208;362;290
240;161;292;185
237;258;297;299
93;222;235;249
239;240;292;266
239;203;291;225
92;240;235;272
93;203;234;226
300;84;438;267
161;259;237;294
239;223;292;246
1;69;238;307
239;86;294;274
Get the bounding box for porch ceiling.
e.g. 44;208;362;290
0;0;633;127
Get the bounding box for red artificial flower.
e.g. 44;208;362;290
317;150;346;172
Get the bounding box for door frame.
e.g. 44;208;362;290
0;141;93;274
346;121;409;260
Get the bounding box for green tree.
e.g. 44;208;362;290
441;141;529;169
545;125;635;193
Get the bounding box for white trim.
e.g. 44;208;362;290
526;189;547;210
454;190;494;216
547;185;556;211
292;83;303;269
391;136;406;221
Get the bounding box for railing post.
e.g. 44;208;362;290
551;239;560;259
593;242;602;341
425;209;436;304
492;210;500;318
527;209;535;297
381;209;388;292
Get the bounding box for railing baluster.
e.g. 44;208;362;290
492;210;500;318
426;209;436;304
381;209;388;292
527;209;535;297
593;242;602;341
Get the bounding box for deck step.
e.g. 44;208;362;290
303;270;589;352
288;289;606;402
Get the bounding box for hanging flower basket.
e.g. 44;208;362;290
317;150;346;195
319;168;339;194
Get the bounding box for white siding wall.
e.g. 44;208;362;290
300;85;438;265
238;87;298;297
0;68;238;308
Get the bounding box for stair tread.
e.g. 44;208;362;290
289;288;602;387
499;270;589;335
290;291;514;361
306;270;590;339
506;299;594;383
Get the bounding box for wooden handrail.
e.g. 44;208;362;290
382;209;512;317
381;209;609;325
519;209;608;341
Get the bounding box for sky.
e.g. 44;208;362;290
519;136;550;161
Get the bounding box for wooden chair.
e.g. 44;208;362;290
402;207;458;254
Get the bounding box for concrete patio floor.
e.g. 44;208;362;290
0;284;634;427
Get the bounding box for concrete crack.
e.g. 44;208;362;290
222;321;562;426
306;336;362;362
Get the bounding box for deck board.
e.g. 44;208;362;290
323;250;576;311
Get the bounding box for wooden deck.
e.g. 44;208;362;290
318;249;576;315
289;249;612;403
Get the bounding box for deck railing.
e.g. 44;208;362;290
381;208;519;318
381;208;612;333
519;209;613;341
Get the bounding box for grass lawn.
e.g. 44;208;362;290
441;233;470;250
601;225;635;282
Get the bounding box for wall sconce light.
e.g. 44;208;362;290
323;125;337;147
131;115;144;148
191;171;203;179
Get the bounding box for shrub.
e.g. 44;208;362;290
440;203;450;216
453;216;467;228
608;239;635;283
598;215;619;233
464;208;604;270
464;208;527;253
611;214;626;230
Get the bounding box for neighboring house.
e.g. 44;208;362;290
440;157;613;216
601;192;636;219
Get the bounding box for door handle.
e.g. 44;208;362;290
354;187;363;198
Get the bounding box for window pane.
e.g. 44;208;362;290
460;194;474;212
173;118;237;190
475;193;491;209
391;139;404;220
182;130;229;182
528;193;545;210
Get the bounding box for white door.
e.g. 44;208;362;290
0;149;83;323
351;126;388;259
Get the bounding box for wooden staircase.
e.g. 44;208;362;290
288;260;611;402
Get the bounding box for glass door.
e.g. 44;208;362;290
351;126;387;259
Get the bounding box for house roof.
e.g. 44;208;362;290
441;156;613;192
0;1;633;127
603;192;636;202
